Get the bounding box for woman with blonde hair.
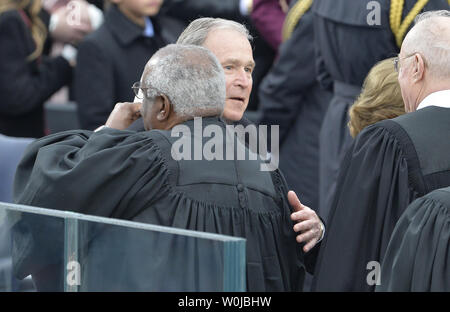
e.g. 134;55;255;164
348;57;405;138
0;0;91;137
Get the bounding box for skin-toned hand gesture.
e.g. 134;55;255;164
105;102;142;130
289;190;324;253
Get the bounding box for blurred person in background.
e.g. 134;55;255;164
348;58;405;138
42;0;104;103
73;0;184;130
250;0;290;53
0;0;93;138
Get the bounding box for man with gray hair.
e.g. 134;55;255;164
311;10;450;292
127;17;256;127
396;10;450;113
13;43;321;291
376;10;450;292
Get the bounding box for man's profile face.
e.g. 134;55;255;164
202;28;255;122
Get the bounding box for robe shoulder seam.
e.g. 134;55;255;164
376;120;427;196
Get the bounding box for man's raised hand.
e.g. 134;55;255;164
105;102;142;130
289;190;324;253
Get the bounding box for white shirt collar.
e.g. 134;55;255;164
417;89;450;110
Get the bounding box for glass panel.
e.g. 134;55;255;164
0;202;246;292
0;204;65;292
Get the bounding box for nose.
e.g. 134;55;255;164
234;68;251;89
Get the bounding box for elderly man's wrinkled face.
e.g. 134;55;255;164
202;29;255;122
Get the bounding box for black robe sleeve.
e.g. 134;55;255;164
312;124;419;291
11;128;169;288
377;187;450;292
13;128;166;220
127;117;145;131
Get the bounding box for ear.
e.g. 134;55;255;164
413;54;425;82
156;94;172;121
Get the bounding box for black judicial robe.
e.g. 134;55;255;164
258;2;332;211
312;106;450;292
12;117;315;291
313;0;450;223
377;186;450;292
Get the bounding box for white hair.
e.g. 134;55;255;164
402;10;450;79
176;17;253;45
143;44;226;117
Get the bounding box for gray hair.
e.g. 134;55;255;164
143;44;226;117
403;10;450;79
176;17;253;46
414;9;450;24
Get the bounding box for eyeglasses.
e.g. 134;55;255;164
132;81;153;99
393;53;417;72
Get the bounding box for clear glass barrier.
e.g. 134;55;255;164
0;202;246;292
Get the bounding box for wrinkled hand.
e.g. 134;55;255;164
105;102;142;130
289;191;324;253
50;0;92;45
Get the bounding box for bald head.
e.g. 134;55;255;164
401;11;450;80
397;10;450;112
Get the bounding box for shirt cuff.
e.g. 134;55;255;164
94;125;109;132
317;221;325;243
